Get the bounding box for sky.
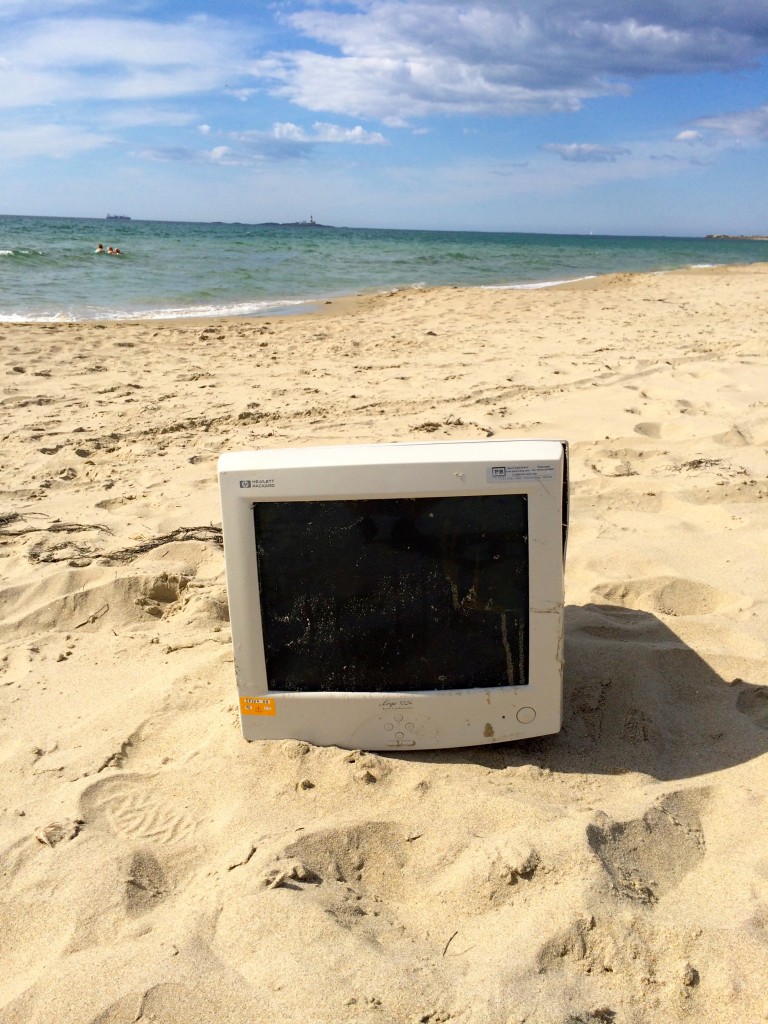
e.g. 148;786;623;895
1;0;767;235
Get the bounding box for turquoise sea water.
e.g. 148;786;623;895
1;215;765;322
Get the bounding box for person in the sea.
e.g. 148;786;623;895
107;246;114;254
95;243;104;254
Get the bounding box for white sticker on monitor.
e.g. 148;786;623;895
487;463;556;483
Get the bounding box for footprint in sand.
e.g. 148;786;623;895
243;822;414;936
735;684;768;732
713;424;752;447
79;774;196;846
1;573;167;635
124;849;169;917
90;982;258;1024
587;789;707;904
593;576;732;617
536;913;597;973
590;456;638;478
683;476;768;506
134;572;190;619
633;420;699;441
281;821;408;897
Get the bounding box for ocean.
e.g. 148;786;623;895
1;214;765;322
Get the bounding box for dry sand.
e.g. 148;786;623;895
1;264;767;1024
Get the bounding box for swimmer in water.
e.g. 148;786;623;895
95;243;104;254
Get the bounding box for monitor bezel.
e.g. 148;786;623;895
218;439;567;750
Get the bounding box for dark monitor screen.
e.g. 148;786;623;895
252;494;529;693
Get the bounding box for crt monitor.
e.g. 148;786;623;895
218;438;568;751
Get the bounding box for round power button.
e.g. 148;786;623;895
516;707;536;725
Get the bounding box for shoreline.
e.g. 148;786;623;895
2;263;767;1024
3;259;767;326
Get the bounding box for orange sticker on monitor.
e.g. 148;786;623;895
240;696;276;716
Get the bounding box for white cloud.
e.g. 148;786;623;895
256;1;768;121
227;88;259;102
136;143;248;166
0;0;99;15
0;122;111;159
253;49;610;121
140;120;386;165
0;14;247;108
676;129;702;142
542;143;631;163
669;103;768;155
209;145;237;163
15;14;233;68
691;103;768;142
99;107;198;130
270;121;386;144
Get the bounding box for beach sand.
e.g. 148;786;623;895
1;264;767;1024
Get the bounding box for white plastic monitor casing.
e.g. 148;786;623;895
218;439;567;751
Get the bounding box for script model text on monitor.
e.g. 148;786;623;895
218;439;568;751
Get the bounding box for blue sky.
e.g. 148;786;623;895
2;0;767;234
